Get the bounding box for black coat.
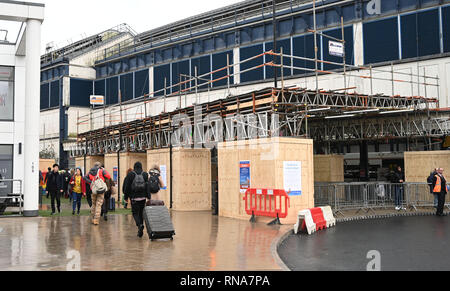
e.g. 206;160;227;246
123;168;150;201
392;171;405;184
46;171;63;192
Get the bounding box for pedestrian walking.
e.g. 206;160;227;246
69;168;86;216
123;162;150;238
393;166;406;211
85;162;111;225
46;164;63;215
61;170;71;199
433;168;448;217
122;168;133;209
428;168;439;208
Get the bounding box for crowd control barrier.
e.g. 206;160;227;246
315;182;449;217
243;188;290;225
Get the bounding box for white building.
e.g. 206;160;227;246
0;0;44;217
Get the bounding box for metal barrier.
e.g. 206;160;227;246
243;188;290;225
0;180;24;217
315;182;447;217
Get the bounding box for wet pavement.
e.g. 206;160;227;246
278;215;450;271
0;212;289;271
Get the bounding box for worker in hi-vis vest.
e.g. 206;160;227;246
432;168;448;217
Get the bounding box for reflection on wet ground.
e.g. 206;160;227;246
0;212;289;271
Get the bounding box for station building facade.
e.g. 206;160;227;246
41;0;450;178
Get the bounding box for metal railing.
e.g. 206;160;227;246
0;179;24;217
315;182;448;217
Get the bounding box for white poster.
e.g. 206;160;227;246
283;161;302;196
160;165;167;190
329;41;344;58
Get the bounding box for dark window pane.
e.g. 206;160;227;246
212;51;233;88
154;64;171;97
135;69;149;99
119;73;134;102
363;17;399;64
240;44;263;83
50;80;60;108
444;6;450;53
106;77;119;105
70;79;93;107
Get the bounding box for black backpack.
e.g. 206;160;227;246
148;173;161;194
131;171;146;193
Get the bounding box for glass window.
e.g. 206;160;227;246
0;145;13;197
0;67;14;121
363;17;399;64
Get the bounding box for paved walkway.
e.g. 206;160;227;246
0;211;289;271
278;215;450;271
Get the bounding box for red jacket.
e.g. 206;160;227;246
87;168;111;183
70;175;87;195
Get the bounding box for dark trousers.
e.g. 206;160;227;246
72;192;82;213
437;192;447;216
86;192;92;208
131;200;146;228
49;190;61;213
395;185;404;207
102;192;111;216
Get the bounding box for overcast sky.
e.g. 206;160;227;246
1;0;243;53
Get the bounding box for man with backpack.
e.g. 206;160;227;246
123;162;151;238
85;162;111;225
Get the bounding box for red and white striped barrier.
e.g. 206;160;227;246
294;206;336;235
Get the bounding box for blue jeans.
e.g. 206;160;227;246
72;192;83;213
395;186;404;207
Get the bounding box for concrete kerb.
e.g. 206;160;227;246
274;210;450;271
270;227;292;271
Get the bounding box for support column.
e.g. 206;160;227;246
23;19;42;217
353;22;364;66
233;47;240;85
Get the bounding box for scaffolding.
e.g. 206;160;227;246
41;23;136;65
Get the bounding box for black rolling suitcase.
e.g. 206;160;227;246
143;206;175;241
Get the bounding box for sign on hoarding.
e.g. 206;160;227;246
160;165;167;190
90;95;105;105
240;161;251;194
329;41;344;58
283;161;302;196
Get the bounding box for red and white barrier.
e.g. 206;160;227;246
319;206;336;228
294;206;336;235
